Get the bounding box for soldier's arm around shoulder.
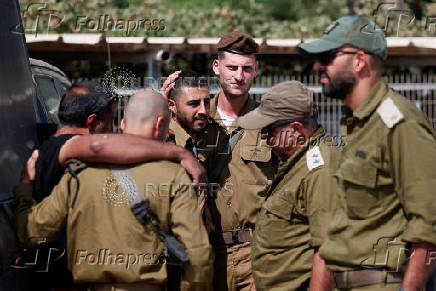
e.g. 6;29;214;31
169;166;213;291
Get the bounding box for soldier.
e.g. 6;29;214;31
28;81;206;290
165;71;226;173
298;15;436;290
161;32;276;290
237;81;338;291
210;31;276;291
14;90;213;291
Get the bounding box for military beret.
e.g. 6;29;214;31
217;31;259;55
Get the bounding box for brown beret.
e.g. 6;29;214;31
217;31;259;55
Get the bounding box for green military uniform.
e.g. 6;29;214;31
251;127;338;291
166;118;226;240
319;80;436;288
166;118;226;173
210;95;276;290
210;95;275;234
14;160;213;291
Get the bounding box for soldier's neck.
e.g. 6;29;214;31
345;75;381;112
54;127;89;136
217;90;248;117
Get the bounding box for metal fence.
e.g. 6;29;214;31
249;73;436;137
80;72;436;136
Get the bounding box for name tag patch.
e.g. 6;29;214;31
306;146;325;171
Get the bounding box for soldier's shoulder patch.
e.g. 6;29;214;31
376;97;404;129
306;146;325;171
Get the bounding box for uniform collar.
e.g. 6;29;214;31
273;126;326;186
169;119;193;146
343;79;389;120
210;93;257;130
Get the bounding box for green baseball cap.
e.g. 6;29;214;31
298;15;387;61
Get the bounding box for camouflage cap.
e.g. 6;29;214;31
217;31;259;55
238;81;315;130
298;15;387;60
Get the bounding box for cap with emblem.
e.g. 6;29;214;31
217;31;259;55
237;81;316;130
298;15;387;60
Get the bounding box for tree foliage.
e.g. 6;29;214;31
19;0;435;38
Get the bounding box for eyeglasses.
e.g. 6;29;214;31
316;49;359;66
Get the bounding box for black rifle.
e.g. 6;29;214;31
131;199;189;290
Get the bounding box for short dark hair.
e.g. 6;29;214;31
217;51;257;60
168;71;209;101
58;81;117;127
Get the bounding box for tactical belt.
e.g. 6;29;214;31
333;269;402;289
88;281;162;291
222;229;252;246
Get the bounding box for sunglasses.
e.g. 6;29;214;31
315;49;360;66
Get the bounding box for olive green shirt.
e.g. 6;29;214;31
320;80;436;272
210;95;276;233
166;118;226;173
251;127;338;291
14;160;213;291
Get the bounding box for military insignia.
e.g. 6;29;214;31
355;150;367;160
306;146;325;171
324;21;338;34
376;98;404;128
166;129;176;144
102;175;129;207
241;145;271;162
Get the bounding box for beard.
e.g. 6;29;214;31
176;114;207;134
321;69;356;100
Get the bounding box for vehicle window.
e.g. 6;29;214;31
34;76;60;123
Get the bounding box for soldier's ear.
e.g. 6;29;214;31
155;116;167;141
290;121;303;135
354;50;367;74
168;98;177;116
86;113;98;133
120;118;126;133
212;59;220;76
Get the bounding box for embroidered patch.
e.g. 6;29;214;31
306;146;325;171
102;175;128;207
376;98;404;128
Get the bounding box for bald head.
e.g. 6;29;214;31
122;89;170;140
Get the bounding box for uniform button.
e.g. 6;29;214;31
226;200;232;206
